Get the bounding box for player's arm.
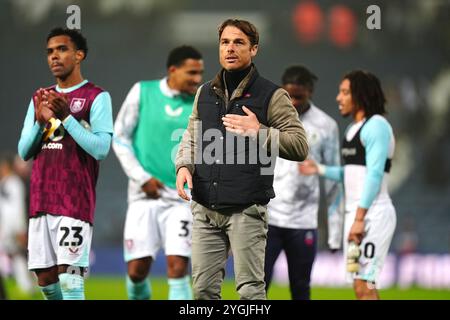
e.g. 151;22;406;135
62;91;113;160
349;117;391;243
175;85;202;200
264;89;309;161
175;85;202;175
322;120;345;250
7;178;27;235
359;117;391;211
318;164;344;182
112;82;152;185
299;158;344;182
18;99;45;161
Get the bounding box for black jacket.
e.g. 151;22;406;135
192;66;279;210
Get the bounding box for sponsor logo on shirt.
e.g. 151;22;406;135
42;142;63;150
43;118;65;142
69;247;79;254
165;104;183;117
342;147;357;157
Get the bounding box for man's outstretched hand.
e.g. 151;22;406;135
222;106;260;138
176;167;193;201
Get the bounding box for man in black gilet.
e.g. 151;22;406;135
176;19;309;300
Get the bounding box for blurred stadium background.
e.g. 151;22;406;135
0;0;449;299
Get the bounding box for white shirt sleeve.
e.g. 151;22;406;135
322;120;345;250
112;82;151;187
1;176;27;234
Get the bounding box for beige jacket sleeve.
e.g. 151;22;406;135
175;85;202;175
260;88;309;161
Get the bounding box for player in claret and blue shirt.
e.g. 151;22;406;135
17;27;113;300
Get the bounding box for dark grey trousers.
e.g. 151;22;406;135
190;201;268;300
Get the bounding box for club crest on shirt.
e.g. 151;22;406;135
70;98;86;113
305;231;314;246
165;104;183;117
307;131;319;147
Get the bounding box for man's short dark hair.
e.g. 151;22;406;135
282;65;318;92
218;19;259;47
47;27;88;60
344;70;387;116
166;45;202;69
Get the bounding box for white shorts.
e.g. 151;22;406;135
28;214;92;270
123;198;192;262
0;231;23;255
0;210;27;255
343;202;396;284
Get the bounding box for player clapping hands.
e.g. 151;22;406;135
34;88;70;124
33;88;55;124
44;90;70;121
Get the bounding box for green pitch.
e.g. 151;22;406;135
4;276;450;300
